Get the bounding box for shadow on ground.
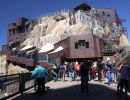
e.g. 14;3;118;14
12;83;130;100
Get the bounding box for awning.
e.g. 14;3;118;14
27;49;36;54
9;42;14;45
12;48;16;51
20;45;34;51
39;43;54;53
49;46;64;54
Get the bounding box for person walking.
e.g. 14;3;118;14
51;64;59;81
80;60;91;95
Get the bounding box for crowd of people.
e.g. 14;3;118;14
32;59;130;96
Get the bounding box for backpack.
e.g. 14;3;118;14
74;64;80;72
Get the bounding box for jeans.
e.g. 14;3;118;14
98;70;102;81
69;72;74;81
108;78;112;85
81;75;89;94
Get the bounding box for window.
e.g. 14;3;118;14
14;51;17;56
11;51;17;56
41;55;47;61
13;29;15;35
22;53;26;57
17;27;25;33
75;40;89;49
85;42;89;48
11;52;14;56
75;43;78;49
38;55;47;61
102;11;105;16
48;57;55;64
32;54;35;59
38;55;41;61
26;55;32;59
18;54;22;57
78;40;85;46
48;57;52;63
107;14;110;17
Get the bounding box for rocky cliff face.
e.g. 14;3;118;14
7;63;29;75
0;53;7;75
0;53;29;75
21;12;94;48
21;10;129;49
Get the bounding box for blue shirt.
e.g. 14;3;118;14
32;65;48;79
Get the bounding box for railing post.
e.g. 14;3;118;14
19;72;25;94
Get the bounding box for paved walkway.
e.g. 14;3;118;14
10;79;130;100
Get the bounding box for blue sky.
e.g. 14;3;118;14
0;0;130;50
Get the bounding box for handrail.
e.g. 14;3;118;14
0;71;52;100
115;51;130;68
0;72;33;99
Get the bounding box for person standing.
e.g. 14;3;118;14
58;63;64;80
119;62;130;95
97;59;103;81
111;61;116;84
92;61;98;80
74;61;80;81
68;62;74;81
106;68;113;85
80;60;91;95
32;64;48;93
63;62;67;81
51;64;59;81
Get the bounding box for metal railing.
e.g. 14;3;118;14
115;51;130;67
0;71;52;100
0;72;34;99
102;48;117;55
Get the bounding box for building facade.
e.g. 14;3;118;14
2;3;128;68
